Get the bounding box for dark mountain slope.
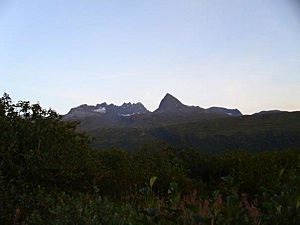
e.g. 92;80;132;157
89;111;300;153
206;107;242;116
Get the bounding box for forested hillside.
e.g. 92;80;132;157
89;112;300;152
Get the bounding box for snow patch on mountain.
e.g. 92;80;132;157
93;107;106;114
121;113;135;117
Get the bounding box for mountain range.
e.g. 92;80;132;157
63;93;242;130
63;93;299;152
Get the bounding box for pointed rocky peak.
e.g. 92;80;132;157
122;102;132;107
156;93;187;112
97;102;108;107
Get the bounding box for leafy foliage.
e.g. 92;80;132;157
0;94;97;223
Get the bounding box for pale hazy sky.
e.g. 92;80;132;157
1;0;300;114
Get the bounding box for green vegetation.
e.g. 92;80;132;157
1;94;299;224
89;111;300;152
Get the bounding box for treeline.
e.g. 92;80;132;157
0;94;299;224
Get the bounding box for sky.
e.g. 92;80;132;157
0;0;300;114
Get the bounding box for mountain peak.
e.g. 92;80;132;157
64;101;149;120
156;93;186;112
162;93;181;102
164;93;174;98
